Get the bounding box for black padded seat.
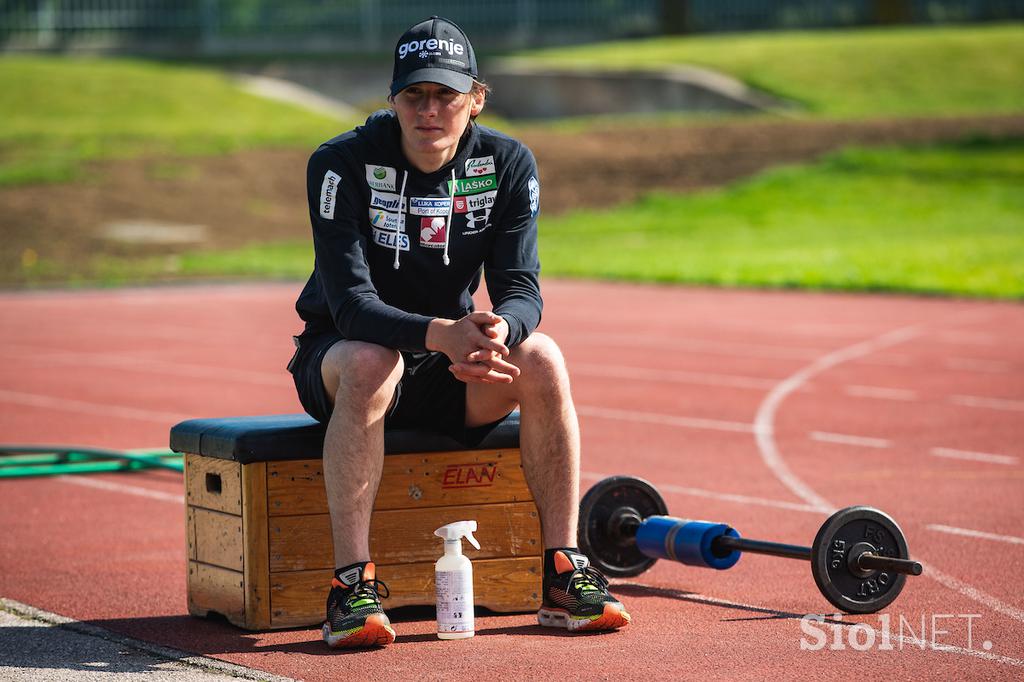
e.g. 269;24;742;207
170;411;520;464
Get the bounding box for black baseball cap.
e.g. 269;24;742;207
390;16;478;96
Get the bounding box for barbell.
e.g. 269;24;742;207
578;476;922;614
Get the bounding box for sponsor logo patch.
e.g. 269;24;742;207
368;208;400;232
409;196;452;217
319;170;341;219
528;176;540;216
448;174;497;196
369;189;403;213
453;190;497;214
465;155;495;177
398;37;465;60
419;217;447;249
442;463;498;488
364;164;396;191
372;227;409;251
462;209;491;235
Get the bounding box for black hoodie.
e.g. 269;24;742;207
294;110;542;351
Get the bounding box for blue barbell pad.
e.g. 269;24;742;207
635;516;741;570
169;411;520;463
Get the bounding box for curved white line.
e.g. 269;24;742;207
752;324;1024;624
753;326;923;514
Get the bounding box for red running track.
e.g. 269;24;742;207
1;281;1022;680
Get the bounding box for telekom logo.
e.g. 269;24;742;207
441;463;498;488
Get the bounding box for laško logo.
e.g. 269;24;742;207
398;37;465;60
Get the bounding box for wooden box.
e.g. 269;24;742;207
171;413;541;630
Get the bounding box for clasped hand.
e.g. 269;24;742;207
426;311;520;384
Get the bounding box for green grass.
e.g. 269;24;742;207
511;23;1024;118
539;138;1024;298
0;55;353;185
59;138;1024;299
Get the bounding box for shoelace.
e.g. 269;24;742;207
564;565;609;595
345;578;391;609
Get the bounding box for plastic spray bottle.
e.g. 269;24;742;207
434;520;481;639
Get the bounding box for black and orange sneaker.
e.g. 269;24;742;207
322;561;396;648
537;548;630;632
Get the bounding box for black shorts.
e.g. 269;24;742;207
287;330;506;445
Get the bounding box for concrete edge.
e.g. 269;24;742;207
235;73;358;120
488;59;797;113
0;598;296;682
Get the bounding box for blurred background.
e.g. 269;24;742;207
2;0;1022;297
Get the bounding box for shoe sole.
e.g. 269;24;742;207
322;613;396;648
537;603;631;632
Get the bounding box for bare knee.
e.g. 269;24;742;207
321;341;403;404
509;333;569;395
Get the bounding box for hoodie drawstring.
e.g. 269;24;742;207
393;170;408;270
442;168;455;267
394;167;455;269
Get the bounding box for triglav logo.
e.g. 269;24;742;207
398;38;465;60
453;190;496;214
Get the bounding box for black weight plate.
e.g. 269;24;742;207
578;476;668;577
810;506;909;614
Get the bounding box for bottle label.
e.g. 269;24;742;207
435;568;474;633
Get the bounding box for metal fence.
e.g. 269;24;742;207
2;1;1022;54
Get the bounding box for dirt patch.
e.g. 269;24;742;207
3;114;1022;285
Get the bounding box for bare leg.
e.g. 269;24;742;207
320;341;404;568
466;333;579;548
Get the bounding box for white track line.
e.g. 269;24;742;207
927;525;1024;546
930;448;1019;466
54;475;185;504
11;346;285;386
571;363;780;390
935;331;998;346
949;395;1024;412
809;431;892;449
573;332;824;360
753;326;921;514
752;324;1024;624
920;561;1024;623
577;405;756;435
581;471;822;514
844;385;918;401
0;598;295;681
0;389;192;424
945;357;1012;373
622;587;1023;667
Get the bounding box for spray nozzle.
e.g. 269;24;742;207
434;520;481;550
